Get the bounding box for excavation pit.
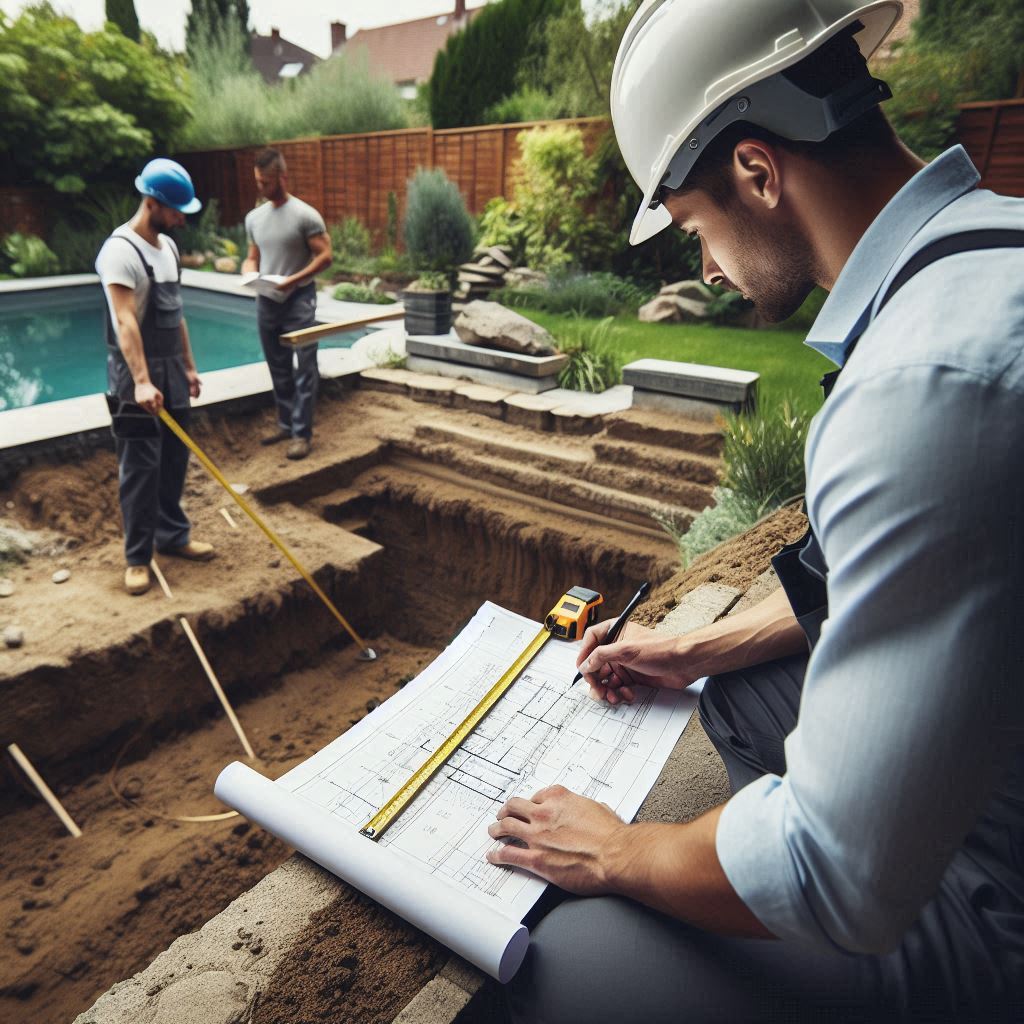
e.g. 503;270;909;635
3;386;728;1024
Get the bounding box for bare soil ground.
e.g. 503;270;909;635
0;389;803;1023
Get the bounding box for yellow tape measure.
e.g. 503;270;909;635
360;587;603;841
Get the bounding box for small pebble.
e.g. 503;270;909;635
4;500;13;509
230;483;250;495
366;698;382;713
268;558;280;569
51;569;71;584
0;579;13;598
3;625;24;648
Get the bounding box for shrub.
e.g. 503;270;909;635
491;126;616;273
720;399;811;516
655;488;761;568
0;7;189;192
331;282;396;304
179;32;408;150
484;87;562;125
403;168;474;273
406;271;450;292
478;197;526;265
177;197;223;254
553;315;623;393
705;289;754;326
2;233;59;277
495;271;654;318
328;217;372;270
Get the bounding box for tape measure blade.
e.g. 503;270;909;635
360;626;550;841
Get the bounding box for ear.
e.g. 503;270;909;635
731;140;782;211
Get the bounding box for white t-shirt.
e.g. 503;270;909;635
95;225;180;333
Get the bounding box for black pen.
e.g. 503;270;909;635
571;581;650;685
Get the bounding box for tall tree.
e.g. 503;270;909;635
428;0;567;128
105;0;140;42
186;0;249;59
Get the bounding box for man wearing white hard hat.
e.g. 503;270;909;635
486;2;1024;1019
96;158;215;596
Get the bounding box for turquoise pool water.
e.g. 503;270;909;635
0;286;368;411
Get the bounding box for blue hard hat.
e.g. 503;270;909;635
135;158;202;214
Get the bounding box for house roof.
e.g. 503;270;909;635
339;7;482;86
250;30;320;84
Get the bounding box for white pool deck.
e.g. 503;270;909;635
0;270;407;451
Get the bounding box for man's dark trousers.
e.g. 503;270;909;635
116;405;191;566
506;655;1023;1023
257;283;318;439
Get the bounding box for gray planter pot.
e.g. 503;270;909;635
401;289;452;336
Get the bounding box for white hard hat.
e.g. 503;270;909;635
611;0;903;245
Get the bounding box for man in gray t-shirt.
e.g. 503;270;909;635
243;148;332;460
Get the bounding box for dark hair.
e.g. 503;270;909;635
675;26;898;206
255;147;286;174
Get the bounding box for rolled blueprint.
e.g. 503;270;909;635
215;760;530;983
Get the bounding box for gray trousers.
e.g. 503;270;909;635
507;655;1023;1023
257;285;318;439
116;405;191;566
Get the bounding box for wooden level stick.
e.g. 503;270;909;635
280;309;403;348
179;617;255;760
219;507;239;529
149;558;174;600
7;744;82;838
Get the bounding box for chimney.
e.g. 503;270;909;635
331;21;347;50
454;0;466;19
270;27;280;40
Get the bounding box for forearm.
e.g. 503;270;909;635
116;315;151;386
180;319;196;371
606;807;774;938
286;250;331;286
679;586;805;678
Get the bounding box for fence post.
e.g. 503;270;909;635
426;127;435;168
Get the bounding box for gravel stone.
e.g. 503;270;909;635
3;625;24;648
52;569;71;584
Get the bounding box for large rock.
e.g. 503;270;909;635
214;256;239;273
638;295;710;324
503;267;548;290
660;279;715;303
455;301;557;357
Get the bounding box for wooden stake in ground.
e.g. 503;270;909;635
149;558;174;600
219;507;239;529
178;617;256;760
7;743;82;838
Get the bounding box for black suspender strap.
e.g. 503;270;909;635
820;228;1024;400
877;228;1024;314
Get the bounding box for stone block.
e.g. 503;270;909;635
407;334;568;378
631;389;730;422
358;367;417;395
729;567;781;615
623;358;759;404
503;392;562;431
659;583;742;636
405;355;558;395
452;384;515;418
550;406;604;435
405;375;459;406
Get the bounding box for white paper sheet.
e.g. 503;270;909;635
238;271;294;303
215;602;702;981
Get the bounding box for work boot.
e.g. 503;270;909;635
260;426;291;446
124;565;151;595
159;540;215;561
286;437;311;460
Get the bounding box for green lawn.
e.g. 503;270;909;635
521;310;834;409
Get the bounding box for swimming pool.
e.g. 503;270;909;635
0;285;369;411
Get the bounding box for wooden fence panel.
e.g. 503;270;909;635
175;117;613;237
955;99;1024;198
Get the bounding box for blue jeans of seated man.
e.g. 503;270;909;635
116;405;191;566
506;655;1024;1024
257;284;318;439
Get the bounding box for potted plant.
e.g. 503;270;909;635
401;271;453;336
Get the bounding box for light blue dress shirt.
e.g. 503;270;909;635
716;146;1024;953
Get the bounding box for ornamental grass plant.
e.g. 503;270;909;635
553;315;623;393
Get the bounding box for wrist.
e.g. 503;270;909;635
601;821;636;893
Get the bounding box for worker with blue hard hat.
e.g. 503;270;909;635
95;158;215;596
134;158;203;215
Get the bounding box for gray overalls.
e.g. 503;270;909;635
104;236;192;566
